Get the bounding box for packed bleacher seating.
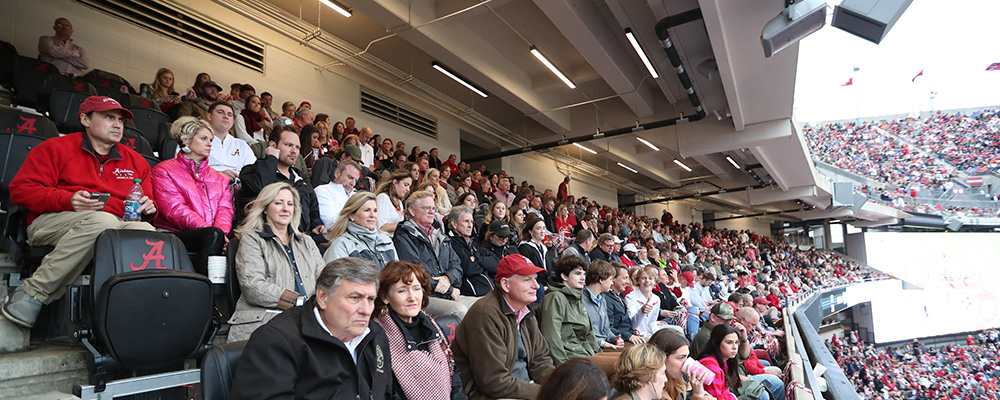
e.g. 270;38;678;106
802;109;1000;219
893;109;1000;176
0;27;905;399
802;122;953;190
830;328;1000;400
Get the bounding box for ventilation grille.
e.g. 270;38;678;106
76;0;264;72
361;88;438;139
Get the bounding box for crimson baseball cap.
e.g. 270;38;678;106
681;271;696;287
496;254;546;283
753;297;770;306
79;96;133;119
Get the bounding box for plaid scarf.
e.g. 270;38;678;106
375;311;453;400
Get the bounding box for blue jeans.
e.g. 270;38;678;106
686;306;700;337
751;374;785;400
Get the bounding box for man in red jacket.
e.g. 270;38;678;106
2;96;158;329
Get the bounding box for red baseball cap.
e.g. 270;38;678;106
681;271;696;287
496;254;546;283
79;96;134;119
753;297;770;306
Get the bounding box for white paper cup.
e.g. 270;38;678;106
207;256;227;284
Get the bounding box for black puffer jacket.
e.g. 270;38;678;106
469;240;517;296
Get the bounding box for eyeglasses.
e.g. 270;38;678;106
56;23;72;28
416;206;437;212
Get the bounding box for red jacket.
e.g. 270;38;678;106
10;132;154;224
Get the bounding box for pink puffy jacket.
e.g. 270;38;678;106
152;153;234;233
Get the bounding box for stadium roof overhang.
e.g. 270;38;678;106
246;0;898;225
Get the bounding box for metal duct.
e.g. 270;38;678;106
623;183;770;207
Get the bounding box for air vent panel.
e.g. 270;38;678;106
361;88;437;139
76;0;264;73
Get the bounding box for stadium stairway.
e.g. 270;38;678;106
0;344;89;399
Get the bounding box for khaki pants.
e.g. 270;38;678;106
23;211;153;304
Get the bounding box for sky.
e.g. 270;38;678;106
794;0;1000;122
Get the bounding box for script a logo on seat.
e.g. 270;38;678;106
130;239;166;271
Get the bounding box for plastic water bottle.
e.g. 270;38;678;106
123;178;143;222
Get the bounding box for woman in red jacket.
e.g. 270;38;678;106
151;116;233;275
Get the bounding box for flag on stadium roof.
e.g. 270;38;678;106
987;63;1000;71
841;78;853;87
911;69;923;82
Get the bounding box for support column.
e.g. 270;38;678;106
822;220;833;250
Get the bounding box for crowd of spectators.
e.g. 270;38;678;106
892;109;1000;176
3;19;904;399
830;329;1000;399
802;109;1000;219
802;122;953;190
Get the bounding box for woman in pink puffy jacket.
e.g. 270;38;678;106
152;116;233;275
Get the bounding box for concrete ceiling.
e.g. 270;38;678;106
256;0;899;225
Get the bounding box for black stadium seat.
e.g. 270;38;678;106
0;105;59;139
79;230;218;391
225;237;241;318
128;94;156;110
48;89;91;133
0;132;47;210
0;40;19;89
82;70;136;107
0;133;55;279
143;154;159;170
161;138;178;161
121;128;155;157
201;340;246;400
129;107;170;149
12;57;61;112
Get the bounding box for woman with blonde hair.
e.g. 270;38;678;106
480;200;510;240
146;68;180;107
151;116;231;276
323;192;397;268
374;168;413;234
421;167;452;216
610;343;668;400
228;182;325;342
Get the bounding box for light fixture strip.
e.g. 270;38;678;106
319;0;352;18
726;155;741;169
673;158;692;172
530;46;576;89
432;62;488;98
573;142;597;154
617;162;638;173
636;137;660;151
625;29;659;79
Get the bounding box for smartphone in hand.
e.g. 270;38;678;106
89;193;110;206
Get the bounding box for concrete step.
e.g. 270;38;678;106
0;286;30;354
0;345;88;400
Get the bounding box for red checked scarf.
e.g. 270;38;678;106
375;311;453;400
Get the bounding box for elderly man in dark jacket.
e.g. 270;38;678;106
393;191;472;319
454;254;555;400
230;257;395;400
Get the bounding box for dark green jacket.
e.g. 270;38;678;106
539;282;601;364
